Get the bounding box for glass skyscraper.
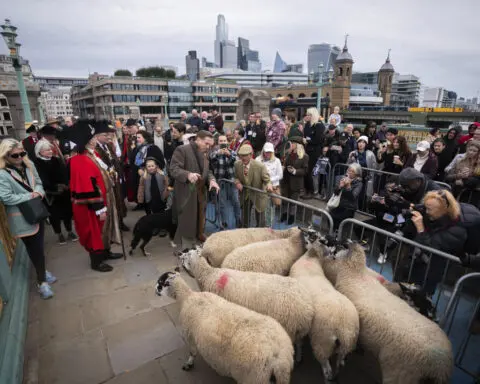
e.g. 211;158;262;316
307;43;341;77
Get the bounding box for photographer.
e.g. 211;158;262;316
410;190;480;297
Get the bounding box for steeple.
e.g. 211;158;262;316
379;49;394;72
336;33;353;63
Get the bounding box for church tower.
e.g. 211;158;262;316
378;50;395;106
331;35;354;110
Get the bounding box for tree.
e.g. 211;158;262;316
135;66;176;79
114;69;132;77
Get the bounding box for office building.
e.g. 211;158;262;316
34;76;88;91
308;43;341;77
286;64;303;74
238;37;261;72
40;88;73;118
186;51;200;81
221;40;238;69
205;68;308;88
201;57;216;68
0;55;41;139
214;14;228;68
70;74;239;121
391;74;422;107
273;52;287;73
351;72;378;84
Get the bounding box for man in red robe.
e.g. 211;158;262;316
69;119;122;272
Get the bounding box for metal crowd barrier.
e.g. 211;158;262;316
215;178;334;234
328;163;452;217
337;219;479;381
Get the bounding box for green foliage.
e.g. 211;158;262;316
114;69;133;77
135;66;176;79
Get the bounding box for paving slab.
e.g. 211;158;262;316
103;359;168;384
102;307;185;375
38;329;113;384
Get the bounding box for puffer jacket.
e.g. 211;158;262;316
334;176;363;211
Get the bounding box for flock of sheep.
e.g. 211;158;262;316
155;227;453;384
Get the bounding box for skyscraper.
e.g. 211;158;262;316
308;43;341;77
238;37;261;72
186;50;200;81
214;14;228;67
273;52;287;73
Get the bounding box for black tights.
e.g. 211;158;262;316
21;221;47;284
50;217;72;234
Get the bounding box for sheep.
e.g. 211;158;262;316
319;243;453;384
289;242;359;381
221;227;306;275
181;248;314;362
155;272;294;384
201;227;296;267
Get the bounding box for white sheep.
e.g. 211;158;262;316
201;227;296;267
155;272;294;384
221;227;306;275
320;243;453;384
289;243;359;381
181;249;314;362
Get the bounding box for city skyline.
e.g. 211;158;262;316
2;0;479;98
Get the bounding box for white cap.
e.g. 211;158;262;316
357;135;369;144
263;142;275;153
416;140;430;152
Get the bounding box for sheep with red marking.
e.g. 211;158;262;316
289;241;359;381
155;272;294;384
181;248;314;362
220;227;306;275
200;227;296;267
319;243;453;384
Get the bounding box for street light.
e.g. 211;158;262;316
1;19;33;126
316;63;325;111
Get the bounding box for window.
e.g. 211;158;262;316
3;112;11;121
346;67;350;76
339;68;343;76
298;93;306;98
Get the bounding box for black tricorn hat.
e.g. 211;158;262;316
26;124;37;133
39;124;58;136
67;119;96;153
125;118;137;127
94;120;116;135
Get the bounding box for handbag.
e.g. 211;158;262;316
6;169;50;224
327;190;342;211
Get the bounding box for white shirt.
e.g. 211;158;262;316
257;156;283;186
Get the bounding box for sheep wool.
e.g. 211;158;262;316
183;250;314;360
156;272;294;384
201;227;295;267
321;244;453;384
221;228;306;275
289;245;359;381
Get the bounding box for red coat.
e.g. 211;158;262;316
70;153;107;252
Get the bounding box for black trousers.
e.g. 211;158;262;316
50;217;72;234
21;221;47;284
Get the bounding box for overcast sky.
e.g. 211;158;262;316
2;0;479;97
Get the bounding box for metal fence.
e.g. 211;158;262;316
327;163;452;217
208;178;334;235
337;218;479;381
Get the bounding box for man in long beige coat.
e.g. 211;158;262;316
170;130;219;250
234;143;273;227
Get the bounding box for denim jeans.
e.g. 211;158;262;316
219;182;241;224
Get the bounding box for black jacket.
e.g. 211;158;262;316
187;116;202;129
434;150;453;181
304;122;326;153
327;141;349;168
245;120;267;153
415;203;480;260
333;176;363;211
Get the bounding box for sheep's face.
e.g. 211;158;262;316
155;271;178;298
180;248;201;276
331;242;366;266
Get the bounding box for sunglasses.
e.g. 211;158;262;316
9;151;27;159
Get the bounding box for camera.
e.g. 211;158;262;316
401;204;425;219
384;184;410;213
220;144;228;149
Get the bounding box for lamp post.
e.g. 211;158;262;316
316;63;325;111
1;19;33;126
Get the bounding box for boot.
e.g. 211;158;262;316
104;249;123;260
90;252;113;272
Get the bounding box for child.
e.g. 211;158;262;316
312;147;330;200
137;157;170;214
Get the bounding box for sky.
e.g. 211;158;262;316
1;0;479;98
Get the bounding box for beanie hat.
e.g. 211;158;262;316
271;108;282;118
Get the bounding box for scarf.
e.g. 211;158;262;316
413;154;429;172
144;172;165;203
135;144;150;167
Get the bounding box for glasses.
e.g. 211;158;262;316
9;151;27;159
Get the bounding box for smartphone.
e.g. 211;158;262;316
372;195;384;203
220;144;228;149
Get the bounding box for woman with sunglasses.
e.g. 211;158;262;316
410;189;480;298
0;138;56;299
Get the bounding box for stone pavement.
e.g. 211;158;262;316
23;208;380;384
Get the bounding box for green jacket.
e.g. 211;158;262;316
234;159;271;212
0;164;45;238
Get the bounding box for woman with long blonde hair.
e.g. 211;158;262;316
0;138;56;299
445;140;480;196
301;107;326;199
410;189;480;296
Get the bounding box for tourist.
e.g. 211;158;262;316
170;130;219;248
187;109;202;128
432;138;451;181
352;127;362;141
348;136;377;169
343;123;357;153
199;111;210;131
458;123;479;146
404;140;438;180
258;142;283;225
0;138;56;299
34;139;77;244
377;135;411;174
327;132;350;169
69;119;123;273
153;124;165;154
266;108;286;154
445;140;480;196
442;127;460;163
364;122;377;151
137;157;169;214
39;124;65;163
179;111;188;124
328;105;342;127
245;112;267;156
229;126;245;153
375;122;388;143
426;127;441;143
385;127;398;144
234;143;273;228
211;106;224;132
312;146;330;200
301;107;325;200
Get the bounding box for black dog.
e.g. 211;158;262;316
130;210;177;256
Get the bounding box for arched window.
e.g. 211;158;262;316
346;67;350;76
298;93;306;98
339;67;343;76
311;92;318;98
287;94;294;99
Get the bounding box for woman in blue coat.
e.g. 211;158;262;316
0;138;56;299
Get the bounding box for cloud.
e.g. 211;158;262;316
2;0;479;96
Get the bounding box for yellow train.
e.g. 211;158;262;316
408;107;464;113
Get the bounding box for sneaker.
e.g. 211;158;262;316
45;271;57;284
38;282;54;300
67;232;78;242
58;234;66;245
377;253;387;264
